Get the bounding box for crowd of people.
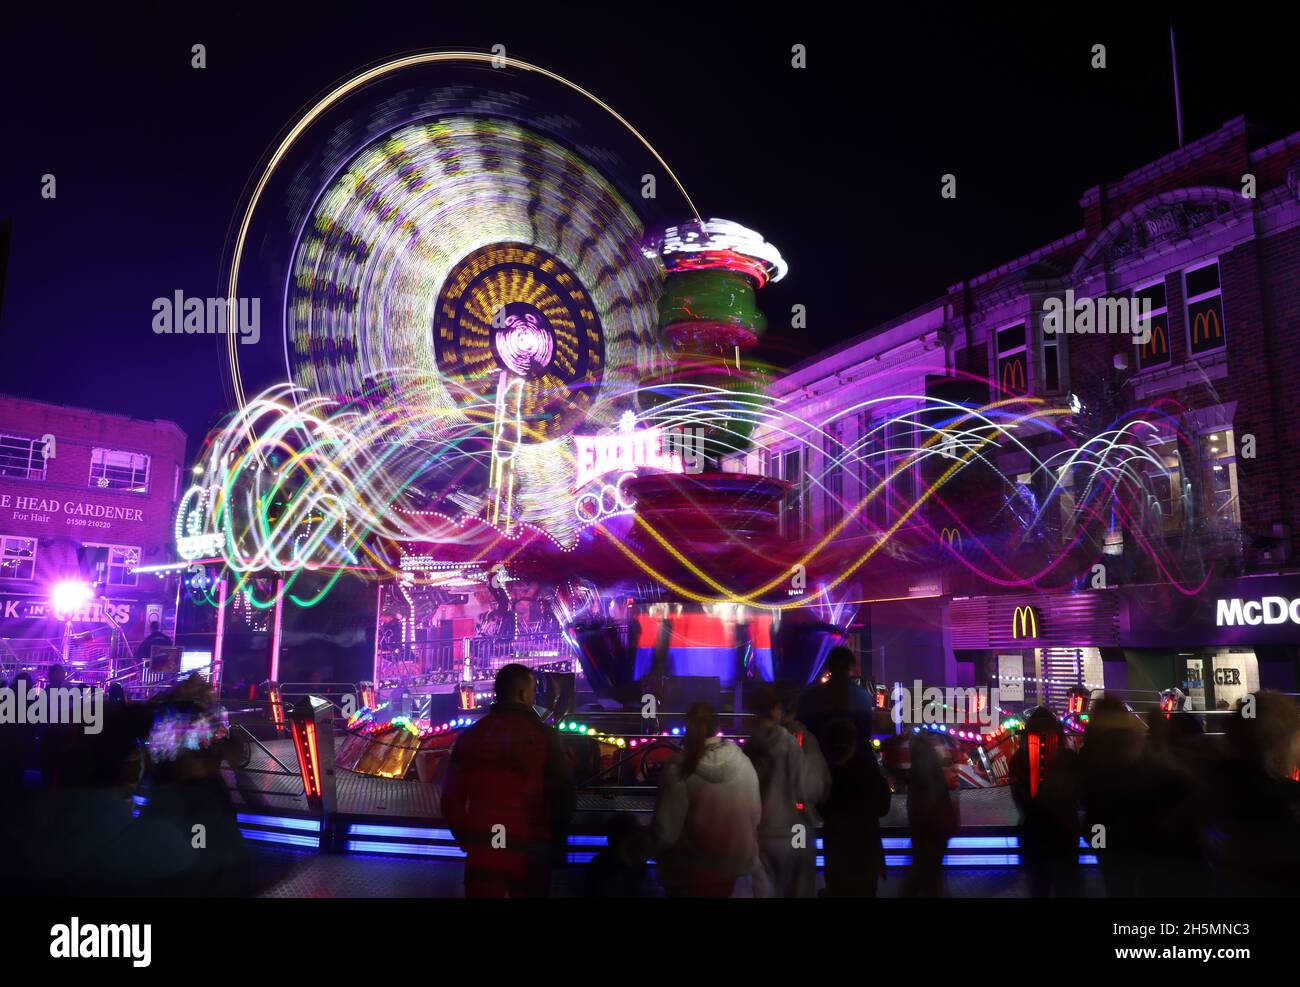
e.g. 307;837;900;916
444;647;930;898
1011;691;1300;897
445;650;1300;898
4;644;1298;899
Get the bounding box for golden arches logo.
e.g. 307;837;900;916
1192;308;1222;344
940;527;962;552
1011;605;1039;639
1142;321;1168;358
1001;357;1026;393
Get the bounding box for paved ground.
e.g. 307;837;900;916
250;845;1103;898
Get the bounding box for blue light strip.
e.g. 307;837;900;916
240;828;320;849
345;840;467;858
346;823;455;841
238;813;321;832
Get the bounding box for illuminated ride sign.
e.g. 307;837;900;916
571;426;695;491
176;484;224;561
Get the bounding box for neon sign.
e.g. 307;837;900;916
572;427;693;490
1011;605;1040;639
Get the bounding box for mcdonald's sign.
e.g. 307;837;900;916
1192;308;1222;345
1141;321;1168;359
1000;356;1026;393
1011;605;1040;639
940;527;962;552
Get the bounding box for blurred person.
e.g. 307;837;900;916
441;663;576;897
133;673;252;896
584;813;653;898
818;717;892;897
1210;690;1300;896
1076;696;1150;897
904;732;957;896
37;664;80;789
1139;709;1212;896
797;646;877;759
1011;706;1081;898
134;620;172;664
652;702;760;897
744;686;830;897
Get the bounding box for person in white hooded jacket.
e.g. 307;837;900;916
652;702;761;897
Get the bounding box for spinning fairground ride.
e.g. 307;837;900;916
163;50;847;755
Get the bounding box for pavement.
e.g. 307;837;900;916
249;845;1105;898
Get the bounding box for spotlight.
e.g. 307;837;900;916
50;579;93;618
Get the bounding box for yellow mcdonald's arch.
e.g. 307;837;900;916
1142;321;1167;357
1011;605;1039;639
1001;357;1026;393
940;527;962;550
1192;308;1222;344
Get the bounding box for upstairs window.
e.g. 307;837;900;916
780;447;807;539
90;448;150;493
996;322;1029;396
1200;428;1240;526
855;412;887;531
0;433;50;480
823;426;845;531
1184;260;1225;357
81;544;141;588
1133;280;1171;370
0;535;37;580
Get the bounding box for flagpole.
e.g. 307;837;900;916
1170;24;1185;149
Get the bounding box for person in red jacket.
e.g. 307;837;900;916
441;663;576;897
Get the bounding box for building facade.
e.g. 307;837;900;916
738;116;1300;712
0;394;187;671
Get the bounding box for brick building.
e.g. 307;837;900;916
0;393;187;671
737;117;1300;712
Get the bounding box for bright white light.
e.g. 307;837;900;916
51;580;93;617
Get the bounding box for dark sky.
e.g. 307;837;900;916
2;4;1296;455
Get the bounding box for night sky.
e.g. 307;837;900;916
2;5;1295;457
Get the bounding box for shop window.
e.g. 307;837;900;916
1184;260;1225;357
0;433;50;481
89;448;150;493
1132;279;1171;370
0;535;37;580
1199;428;1240;526
995;321;1029;396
